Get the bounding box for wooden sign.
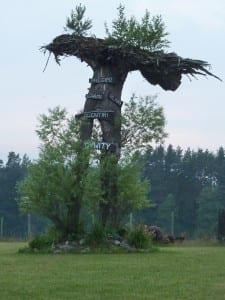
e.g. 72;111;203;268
86;93;103;100
83;111;114;120
95;142;116;151
85;141;117;152
108;93;123;107
89;77;114;84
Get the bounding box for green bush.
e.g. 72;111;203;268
29;235;52;250
29;226;62;250
116;227;127;238
45;226;62;243
127;226;151;249
87;224;108;246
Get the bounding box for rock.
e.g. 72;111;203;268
112;239;121;246
147;225;164;242
120;241;135;252
79;238;86;245
80;247;90;253
53;249;62;254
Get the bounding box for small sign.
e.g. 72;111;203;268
94;142;116;151
83;111;114;120
85;141;117;152
86;93;104;100
108;93;123;107
89;77;114;84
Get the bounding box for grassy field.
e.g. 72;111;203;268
1;242;225;299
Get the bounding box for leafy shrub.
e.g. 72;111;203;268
127;226;151;249
117;227;127;238
45;226;62;243
29;235;52;250
29;226;62;250
87;224;108;246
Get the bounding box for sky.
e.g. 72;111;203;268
0;0;224;163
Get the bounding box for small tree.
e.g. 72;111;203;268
105;4;169;51
18;98;157;238
83;153;150;228
121;94;167;154
64;3;92;36
17;107;94;239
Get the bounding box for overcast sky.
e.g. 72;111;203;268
0;0;224;162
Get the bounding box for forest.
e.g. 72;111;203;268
1;145;225;239
0;152;47;238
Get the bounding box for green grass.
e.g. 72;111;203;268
1;242;225;299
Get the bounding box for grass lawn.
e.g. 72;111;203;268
0;242;225;299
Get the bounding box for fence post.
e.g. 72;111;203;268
171;211;174;236
27;214;31;240
129;213;133;230
92;214;95;225
0;217;3;238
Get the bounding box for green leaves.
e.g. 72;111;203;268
64;3;92;36
117;159;150;216
17;107;95;235
63;3;169;50
121;94;167;154
105;4;170;51
18;97;163;232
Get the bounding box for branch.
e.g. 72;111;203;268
41;34;221;91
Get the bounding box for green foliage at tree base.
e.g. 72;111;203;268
127;226;152;249
17;103;155;241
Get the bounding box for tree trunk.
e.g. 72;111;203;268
99;153;119;227
80;64;127;226
80;65;127;146
65;149;90;238
66;197;81;237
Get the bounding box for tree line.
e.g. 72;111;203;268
1;145;225;239
138;145;225;238
0;152;47;238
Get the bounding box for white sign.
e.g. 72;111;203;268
89;77;114;84
86;93;103;100
85;141;117;151
83;111;114;119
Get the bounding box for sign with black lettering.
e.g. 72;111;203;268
89;77;114;84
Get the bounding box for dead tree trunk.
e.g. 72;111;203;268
80;65;127;147
78;64;127;226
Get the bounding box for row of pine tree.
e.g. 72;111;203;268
1;146;225;238
138;145;225;238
